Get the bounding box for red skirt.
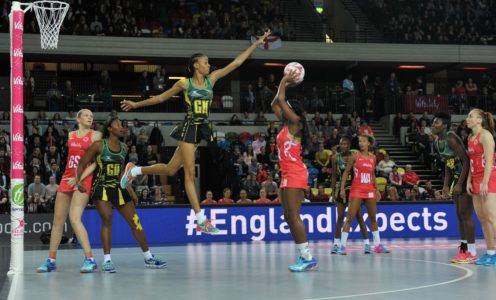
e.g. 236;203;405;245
471;174;496;194
349;183;375;200
280;170;308;190
58;174;92;196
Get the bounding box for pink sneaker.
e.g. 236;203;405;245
458;253;479;264
450;248;467;263
373;244;390;253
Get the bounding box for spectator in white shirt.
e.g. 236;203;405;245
376;154;396;178
252;134;267;155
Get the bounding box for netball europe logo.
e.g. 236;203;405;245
12;183;24;206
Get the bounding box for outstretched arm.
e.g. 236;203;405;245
121;79;186;111
274;72;300;125
209;30;271;84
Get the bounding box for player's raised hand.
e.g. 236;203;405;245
121;99;137;111
255;29;272;45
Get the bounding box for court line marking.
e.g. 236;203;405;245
304;257;473;300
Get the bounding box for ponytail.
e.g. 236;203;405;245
473;108;496;137
484;111;496;137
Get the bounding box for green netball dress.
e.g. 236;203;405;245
335;150;356;203
170;77;214;144
91;139;133;206
434;131;465;192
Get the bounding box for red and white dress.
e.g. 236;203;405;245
349;152;376;199
58;130;94;196
468;132;496;194
277;126;308;189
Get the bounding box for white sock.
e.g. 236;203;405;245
363;239;370;245
487;250;496;256
143;250;153;260
196;211;206;224
296;242;312;260
341;232;349;248
48;258;56;262
468;243;477;256
103;254;111;262
461;240;467;244
130;166;142;176
333;238;341;246
372;231;381;246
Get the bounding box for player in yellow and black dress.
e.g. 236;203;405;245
330;136;370;255
120;30;271;234
431;112;477;263
76;116;166;273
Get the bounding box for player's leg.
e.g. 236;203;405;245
340;198;362;255
356;205;371;254
282;188;317;272
363;199;389;253
36;192;71;272
116;201;166;268
69;191;97;273
96;199;115;273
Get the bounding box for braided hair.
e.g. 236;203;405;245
103;116;120;138
185;53;207;77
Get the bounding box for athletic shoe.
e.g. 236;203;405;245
102;260;116;273
338;245;347;255
80;258;97;273
459;253;479;264
364;244;372;254
144;255;167;268
330;244;339;254
450;247;466;263
373;244;390;253
474;253;494;266
288;257;317;272
36;259;56;273
483;254;496;266
120;162;136;189
196;219;220;234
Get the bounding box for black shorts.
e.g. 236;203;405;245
91;185;133;207
170;121;213;144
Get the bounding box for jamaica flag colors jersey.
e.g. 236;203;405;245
91;139;133;206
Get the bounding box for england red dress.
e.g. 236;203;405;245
349;152;376;199
467;132;496;194
277;126;308;189
58;130;94;196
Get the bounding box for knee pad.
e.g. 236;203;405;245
132;213;143;231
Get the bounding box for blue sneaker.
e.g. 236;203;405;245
483;254;496;266
80;258;97;273
289;257;318;272
144;255;167;268
338;245;347;255
36;259;56;273
364;244;372;254
120;162;136;189
474;254;489;265
102;260;116;273
474;254;494;265
330;244;339;254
